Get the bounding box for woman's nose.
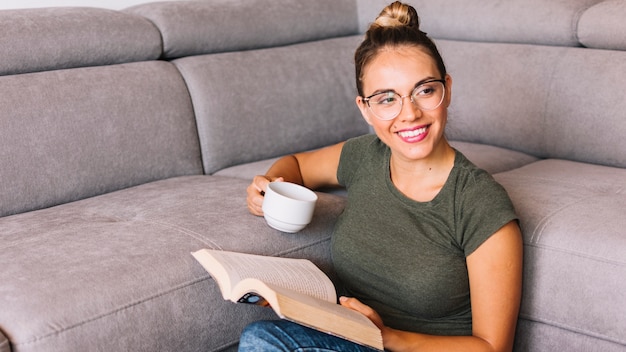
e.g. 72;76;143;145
398;95;422;121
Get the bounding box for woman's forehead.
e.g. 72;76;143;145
362;46;439;91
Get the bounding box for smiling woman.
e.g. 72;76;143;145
243;1;523;351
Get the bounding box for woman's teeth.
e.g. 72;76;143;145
398;127;426;138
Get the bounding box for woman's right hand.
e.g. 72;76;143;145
246;175;284;216
246;143;343;216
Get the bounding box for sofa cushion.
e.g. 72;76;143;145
126;0;359;59
449;141;539;175
174;35;370;174
0;175;346;352
494;159;626;350
578;0;626;50
213;157;282;181
436;39;626;169
212;141;539;181
437;39;558;158
0;61;203;217
540;46;626;168
0;7;161;76
357;0;603;47
515;319;626;352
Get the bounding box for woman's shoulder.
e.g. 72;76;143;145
342;134;386;158
453;149;492;178
338;134;387;186
452;149;507;194
345;133;381;147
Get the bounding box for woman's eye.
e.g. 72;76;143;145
374;92;397;105
415;84;437;97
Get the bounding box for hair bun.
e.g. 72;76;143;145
373;1;420;30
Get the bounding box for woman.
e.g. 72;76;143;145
242;2;523;351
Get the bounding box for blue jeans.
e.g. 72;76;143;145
238;320;381;352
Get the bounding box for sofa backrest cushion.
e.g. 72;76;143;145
0;61;203;217
0;7;161;76
439;39;626;168
578;0;626;50
126;0;360;60
541;46;626;167
357;0;603;47
174;35;370;174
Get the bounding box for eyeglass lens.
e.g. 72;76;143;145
367;80;445;120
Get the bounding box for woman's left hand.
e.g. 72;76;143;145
339;296;385;330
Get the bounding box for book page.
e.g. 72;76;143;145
192;249;383;350
195;249;336;302
268;283;383;350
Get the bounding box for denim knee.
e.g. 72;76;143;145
238;320;378;352
239;320;287;352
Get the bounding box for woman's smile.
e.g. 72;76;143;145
395;124;430;143
357;45;451;163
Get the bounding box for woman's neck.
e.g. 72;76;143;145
389;141;456;202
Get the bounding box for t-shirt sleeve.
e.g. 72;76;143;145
457;171;519;257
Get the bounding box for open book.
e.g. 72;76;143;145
191;249;383;350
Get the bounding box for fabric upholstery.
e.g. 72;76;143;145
0;175;346;352
438;39;559;157
213;141;539;181
0;61;203;217
515;319;626;352
0;7;161;76
357;0;603;47
448;141;539;174
174;35;370;175
437;39;626;168
0;1;624;351
213;157;282;180
541;47;626;167
126;0;360;59
578;0;626;50
495;160;626;349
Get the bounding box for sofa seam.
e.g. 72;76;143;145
523;241;625;267
121;10;166;60
503;173;625;192
168;60;207;175
530;194;589;244
11;237;331;347
169;60;209;175
145;218;225;249
518;314;626;345
571;6;586;47
527;185;620;244
571;2;599;47
539;55;559;157
213;339;240;352
12;277;208;347
271;237;332;258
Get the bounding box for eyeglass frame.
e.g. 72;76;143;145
361;79;446;121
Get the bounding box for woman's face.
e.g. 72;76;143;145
356;45;452;163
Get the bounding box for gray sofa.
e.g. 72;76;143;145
0;0;624;351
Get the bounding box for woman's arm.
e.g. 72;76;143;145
246;142;345;216
341;221;523;352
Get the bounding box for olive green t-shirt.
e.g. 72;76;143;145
332;134;518;336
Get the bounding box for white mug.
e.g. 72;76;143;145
262;181;318;233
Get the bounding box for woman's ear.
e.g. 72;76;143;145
444;74;453;107
356;96;374;125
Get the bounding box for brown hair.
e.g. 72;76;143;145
354;1;447;96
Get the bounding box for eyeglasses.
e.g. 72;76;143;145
362;79;446;120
